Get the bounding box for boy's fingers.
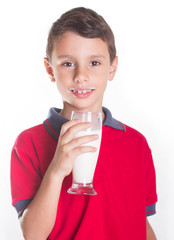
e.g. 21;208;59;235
71;134;98;148
60;122;92;144
73;145;97;157
60;119;81;136
63;134;98;151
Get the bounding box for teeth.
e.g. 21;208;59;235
70;88;94;94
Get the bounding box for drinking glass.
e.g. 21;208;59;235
67;111;102;195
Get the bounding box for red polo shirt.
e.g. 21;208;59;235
11;107;157;239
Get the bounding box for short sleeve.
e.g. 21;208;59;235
144;140;157;216
10;131;42;217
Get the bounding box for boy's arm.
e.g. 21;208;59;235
19;120;97;240
20;165;63;240
146;218;157;240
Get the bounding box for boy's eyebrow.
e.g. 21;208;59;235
89;55;106;59
57;55;74;59
57;54;106;59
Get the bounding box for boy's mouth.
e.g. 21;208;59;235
69;88;95;98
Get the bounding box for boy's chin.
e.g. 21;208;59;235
71;104;102;113
63;99;103;112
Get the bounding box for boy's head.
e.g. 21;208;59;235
44;7;118;116
46;7;116;63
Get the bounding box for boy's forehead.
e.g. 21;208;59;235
52;31;110;58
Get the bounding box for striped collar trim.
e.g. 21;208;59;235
43;107;126;140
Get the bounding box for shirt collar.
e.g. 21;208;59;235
43;107;126;140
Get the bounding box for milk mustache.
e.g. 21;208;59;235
73;129;102;184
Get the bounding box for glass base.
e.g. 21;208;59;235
67;182;97;195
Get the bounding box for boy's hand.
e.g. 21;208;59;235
50;119;98;179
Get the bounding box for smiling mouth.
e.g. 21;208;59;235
69;88;95;98
69;88;95;94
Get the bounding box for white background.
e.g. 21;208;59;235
0;0;173;239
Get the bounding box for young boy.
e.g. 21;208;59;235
10;7;157;240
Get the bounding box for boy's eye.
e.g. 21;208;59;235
90;61;100;66
63;62;75;67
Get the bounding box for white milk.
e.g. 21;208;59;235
73;130;102;184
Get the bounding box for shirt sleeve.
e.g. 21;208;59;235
144;140;157;216
10;131;42;217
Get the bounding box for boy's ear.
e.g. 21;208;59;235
108;56;118;81
44;57;55;82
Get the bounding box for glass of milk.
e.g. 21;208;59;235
67;111;102;195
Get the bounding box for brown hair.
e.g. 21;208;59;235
46;7;116;63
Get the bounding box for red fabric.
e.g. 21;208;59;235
11;123;157;240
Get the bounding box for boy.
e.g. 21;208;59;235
10;7;157;240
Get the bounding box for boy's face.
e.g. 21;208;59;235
45;31;117;114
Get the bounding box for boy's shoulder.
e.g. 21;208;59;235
13;123;49;149
103;106;148;144
105;119;150;154
16;123;44;138
125;125;148;146
109;118;144;136
124;123;147;140
107;122;152;158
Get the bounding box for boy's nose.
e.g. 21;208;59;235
73;66;89;83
